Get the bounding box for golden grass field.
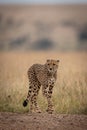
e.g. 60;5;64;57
0;52;87;114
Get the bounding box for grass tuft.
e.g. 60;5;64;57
0;52;87;114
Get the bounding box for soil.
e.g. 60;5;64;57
0;112;87;130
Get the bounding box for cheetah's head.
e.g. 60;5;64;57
46;59;59;73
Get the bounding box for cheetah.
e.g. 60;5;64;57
23;59;59;114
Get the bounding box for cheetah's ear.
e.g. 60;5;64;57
57;60;60;63
47;59;50;62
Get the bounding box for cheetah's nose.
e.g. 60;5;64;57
50;68;52;70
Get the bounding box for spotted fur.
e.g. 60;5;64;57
23;59;59;113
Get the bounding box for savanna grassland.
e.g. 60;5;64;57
0;52;87;114
0;4;87;130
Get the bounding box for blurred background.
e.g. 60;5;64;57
0;0;87;51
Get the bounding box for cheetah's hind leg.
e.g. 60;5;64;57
31;84;41;113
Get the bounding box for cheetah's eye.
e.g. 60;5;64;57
53;63;55;66
48;64;49;66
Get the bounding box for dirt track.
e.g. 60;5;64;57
0;112;87;130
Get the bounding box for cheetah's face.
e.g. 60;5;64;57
46;59;59;73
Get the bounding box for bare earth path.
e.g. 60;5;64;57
0;112;87;130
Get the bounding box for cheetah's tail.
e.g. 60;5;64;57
23;99;28;107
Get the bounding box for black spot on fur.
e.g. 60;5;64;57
23;100;28;107
29;86;32;89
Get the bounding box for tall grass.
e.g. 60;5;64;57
0;52;87;114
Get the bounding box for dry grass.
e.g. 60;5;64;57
0;51;87;114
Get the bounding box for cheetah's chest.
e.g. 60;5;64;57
36;70;55;86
